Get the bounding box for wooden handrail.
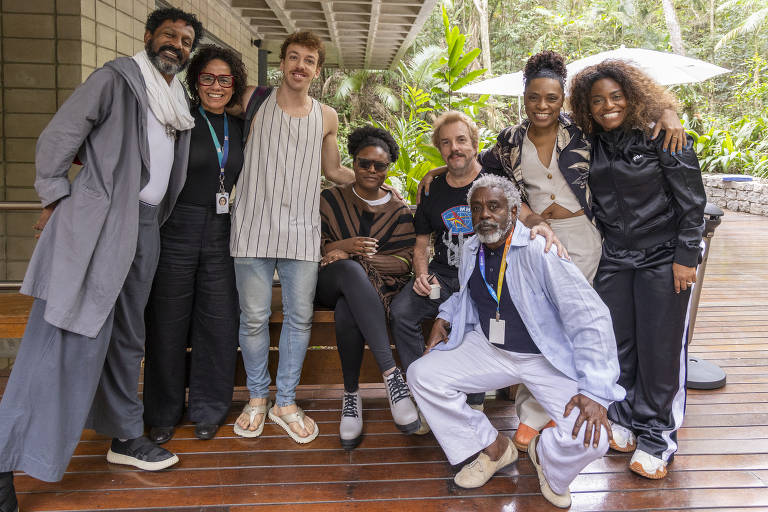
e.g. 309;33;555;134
0;202;41;211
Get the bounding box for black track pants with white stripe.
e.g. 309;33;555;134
594;242;692;462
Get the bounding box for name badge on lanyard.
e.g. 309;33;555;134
198;105;230;214
478;233;513;346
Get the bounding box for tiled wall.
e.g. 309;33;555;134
0;0;260;282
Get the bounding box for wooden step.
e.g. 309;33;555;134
0;288;431;385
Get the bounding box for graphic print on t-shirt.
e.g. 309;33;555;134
441;205;474;268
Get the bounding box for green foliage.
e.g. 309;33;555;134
407;0;768;178
685;113;768;178
326;0;768;180
361;5;492;204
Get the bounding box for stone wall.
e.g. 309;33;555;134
703;173;768;216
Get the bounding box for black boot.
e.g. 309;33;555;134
0;472;18;512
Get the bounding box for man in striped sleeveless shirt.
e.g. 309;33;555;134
229;32;356;443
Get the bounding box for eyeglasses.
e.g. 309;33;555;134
198;73;234;88
356;157;389;172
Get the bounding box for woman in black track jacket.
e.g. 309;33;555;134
569;59;706;480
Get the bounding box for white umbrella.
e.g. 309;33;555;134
456;71;525;96
458;47;730;96
566;47;730;86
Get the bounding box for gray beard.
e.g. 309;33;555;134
476;213;513;245
146;42;188;76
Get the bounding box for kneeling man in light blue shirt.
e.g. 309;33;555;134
407;174;625;508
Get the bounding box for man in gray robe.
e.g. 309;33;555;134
0;8;203;511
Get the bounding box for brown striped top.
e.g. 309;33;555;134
320;184;415;307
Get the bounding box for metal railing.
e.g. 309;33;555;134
0;201;42;290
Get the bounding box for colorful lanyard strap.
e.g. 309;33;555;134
198;105;229;192
478;232;513;320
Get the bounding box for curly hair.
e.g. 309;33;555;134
568;59;678;135
145;8;204;51
280;31;326;68
523;50;567;92
348;126;399;163
185;45;247;109
467;174;522;211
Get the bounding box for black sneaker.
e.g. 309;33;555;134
0;472;18;512
106;436;179;471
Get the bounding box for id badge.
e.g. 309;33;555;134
489;318;505;345
216;192;230;214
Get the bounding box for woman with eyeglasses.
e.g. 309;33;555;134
316;126;420;449
142;45;246;443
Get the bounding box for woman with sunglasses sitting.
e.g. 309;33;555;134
316;126;420;449
142;45;246;444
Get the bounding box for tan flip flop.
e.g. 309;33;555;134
268;405;319;444
233;400;271;438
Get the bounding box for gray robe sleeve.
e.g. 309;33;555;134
34;68;116;207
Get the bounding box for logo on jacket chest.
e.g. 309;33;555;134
632;154;643;163
442;205;474;234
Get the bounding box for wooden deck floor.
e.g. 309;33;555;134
3;210;768;511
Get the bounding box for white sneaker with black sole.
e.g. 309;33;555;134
384;368;420;434
106;436;179;471
339;390;363;450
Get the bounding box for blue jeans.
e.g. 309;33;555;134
234;257;319;406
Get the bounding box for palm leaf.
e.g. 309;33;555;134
715;7;768;50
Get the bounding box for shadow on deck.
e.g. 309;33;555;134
2;210;768;511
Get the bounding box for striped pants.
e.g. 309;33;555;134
595;241;693;462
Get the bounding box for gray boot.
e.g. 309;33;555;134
339;391;363;450
384;368;420;434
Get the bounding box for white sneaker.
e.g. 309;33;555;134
339;391;363;450
609;421;637;452
629;449;668;479
384;368;420;434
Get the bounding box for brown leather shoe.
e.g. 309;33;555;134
513;423;538;452
514;420;556;452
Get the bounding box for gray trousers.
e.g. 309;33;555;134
0;202;160;482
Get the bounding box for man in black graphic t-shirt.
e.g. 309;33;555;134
390;112;559;418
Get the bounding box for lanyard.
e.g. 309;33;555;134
478;232;513;320
198;105;229;193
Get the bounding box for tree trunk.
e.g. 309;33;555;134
661;0;685;55
709;0;715;59
471;0;492;74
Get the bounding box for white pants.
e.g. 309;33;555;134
407;329;609;494
515;215;602;430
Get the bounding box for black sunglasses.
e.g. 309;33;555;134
356;157;389;172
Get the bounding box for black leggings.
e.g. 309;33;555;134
316;259;397;392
